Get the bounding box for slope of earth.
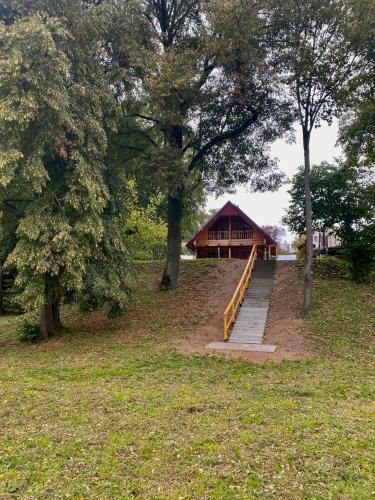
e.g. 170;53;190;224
0;259;374;498
177;260;315;362
262;261;315;361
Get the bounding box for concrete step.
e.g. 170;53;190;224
230;339;263;344
235;316;267;322
231;329;266;335
230;334;263;340
242;299;269;304
235;322;267;328
237;310;268;317
230;336;263;342
231;332;265;338
247;289;273;292
245;297;271;301
235;316;267;323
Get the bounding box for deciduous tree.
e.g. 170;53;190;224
340;36;375;169
270;0;370;312
106;0;292;289
284;162;375;281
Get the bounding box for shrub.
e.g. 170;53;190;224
14;321;40;342
342;227;375;283
343;245;375;282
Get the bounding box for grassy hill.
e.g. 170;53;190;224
0;260;374;498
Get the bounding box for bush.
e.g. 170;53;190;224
344;251;374;282
341;227;375;283
327;246;343;257
14;321;40;342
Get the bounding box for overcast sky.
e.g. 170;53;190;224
206;121;342;242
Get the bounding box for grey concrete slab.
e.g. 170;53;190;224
206;342;277;352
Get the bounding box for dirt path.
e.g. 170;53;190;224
176;260;315;362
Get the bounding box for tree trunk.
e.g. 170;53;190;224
318;232;321;256
303;129;313;315
323;230;328;256
52;296;63;331
39;303;55;340
0;262;3;316
160;192;183;290
160;124;184;290
39;278;57;339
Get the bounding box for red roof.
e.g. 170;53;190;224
186;201;277;250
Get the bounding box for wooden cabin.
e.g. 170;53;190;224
186;201;277;260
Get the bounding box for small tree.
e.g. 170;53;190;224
270;0;369;312
283;162;343;236
125;181;167;261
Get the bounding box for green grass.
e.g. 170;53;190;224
0;260;374;498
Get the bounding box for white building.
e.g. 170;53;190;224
313;231;341;252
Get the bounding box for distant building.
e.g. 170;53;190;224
313;231;341;252
186;201;277;260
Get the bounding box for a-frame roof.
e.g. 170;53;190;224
186;201;277;250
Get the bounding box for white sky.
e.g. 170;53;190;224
207;121;342;243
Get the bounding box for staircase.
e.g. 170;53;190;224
206;259;277;353
228;260;275;345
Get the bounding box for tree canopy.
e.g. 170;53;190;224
284;162;375;281
268;0;371;313
104;0;293;288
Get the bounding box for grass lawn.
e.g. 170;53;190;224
0;260;374;498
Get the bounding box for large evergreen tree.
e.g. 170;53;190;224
0;6;131;338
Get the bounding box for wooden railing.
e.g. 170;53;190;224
208;230;253;240
231;229;253;239
208;230;229;240
223;245;257;341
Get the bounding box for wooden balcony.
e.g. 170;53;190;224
208;230;253;240
208;230;229;240
231;229;253;239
